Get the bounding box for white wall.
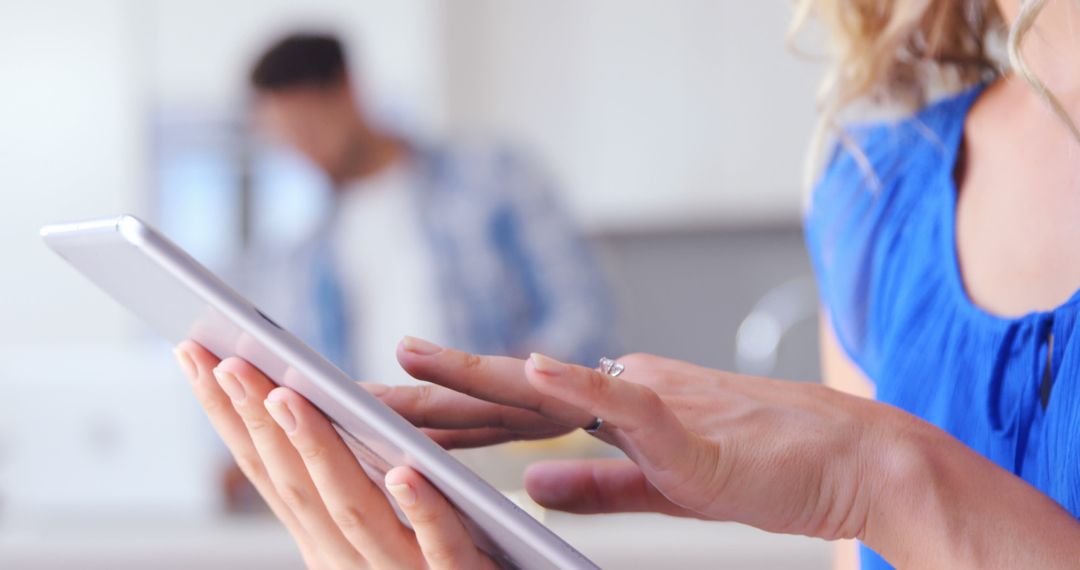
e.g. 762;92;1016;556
146;0;823;231
0;0;144;344
0;0;443;347
147;0;444;131
0;2;824;347
441;0;823;231
0;1;825;347
0;4;226;522
0;1;830;551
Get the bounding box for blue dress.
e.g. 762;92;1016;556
804;85;1080;568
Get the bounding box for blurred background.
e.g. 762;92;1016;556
0;0;831;568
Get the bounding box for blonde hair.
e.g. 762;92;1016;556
792;0;1080;184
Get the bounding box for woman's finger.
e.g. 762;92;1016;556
395;337;593;427
264;387;423;568
174;342;323;568
368;382;568;433
213;357;365;568
524;459;699;518
525;353;700;478
385;466;499;570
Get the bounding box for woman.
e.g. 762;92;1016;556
173;0;1080;567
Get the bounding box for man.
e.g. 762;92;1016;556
246;33;615;384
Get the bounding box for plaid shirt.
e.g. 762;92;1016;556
300;141;617;376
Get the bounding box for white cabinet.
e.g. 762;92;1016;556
440;1;824;230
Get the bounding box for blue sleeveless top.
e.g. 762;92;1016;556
804;85;1080;568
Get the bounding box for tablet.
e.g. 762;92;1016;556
41;214;598;570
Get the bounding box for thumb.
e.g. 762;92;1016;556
525;459;700;518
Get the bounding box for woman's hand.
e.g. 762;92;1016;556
172;341;499;570
383;337;888;539
382;337;1080;568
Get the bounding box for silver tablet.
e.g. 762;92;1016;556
41;214;598;570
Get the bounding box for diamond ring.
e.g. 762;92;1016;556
584;357;625;433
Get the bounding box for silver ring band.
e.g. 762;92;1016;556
583;417;605;433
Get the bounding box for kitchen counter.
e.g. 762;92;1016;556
0;512;830;569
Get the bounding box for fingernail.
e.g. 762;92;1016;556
214;368;246;403
401;336;442;356
173;348;197;381
363;382;389;396
530;353;568;375
265;397;297;434
387;483;416;507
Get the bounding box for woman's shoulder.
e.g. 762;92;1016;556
813;86;983;201
806;85;985;244
804;84;985;374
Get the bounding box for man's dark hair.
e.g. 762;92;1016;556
251;33;348;91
